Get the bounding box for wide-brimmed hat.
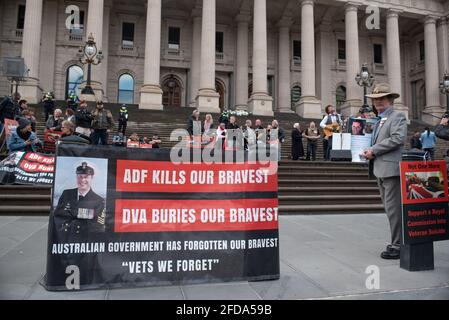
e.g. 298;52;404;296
366;83;400;99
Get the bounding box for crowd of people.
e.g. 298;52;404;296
186;109;286;159
1;91;448;162
0;92;160;153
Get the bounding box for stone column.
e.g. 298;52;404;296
297;0;321;119
235;13;251;111
423;16;444;124
39;0;57;95
84;0;104;101
317;20;333;110
189;7;202;107
277;18;294;113
342;2;361;117
20;0;44;103
140;0;163;110
437;17;449;107
196;0;220;113
386;9;408;119
248;0;273;116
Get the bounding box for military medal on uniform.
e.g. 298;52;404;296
77;208;95;220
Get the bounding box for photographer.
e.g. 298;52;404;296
435;116;449;141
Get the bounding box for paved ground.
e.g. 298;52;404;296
0;214;448;300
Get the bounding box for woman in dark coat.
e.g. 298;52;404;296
291;123;304;160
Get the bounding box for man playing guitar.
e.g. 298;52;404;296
320;105;342;160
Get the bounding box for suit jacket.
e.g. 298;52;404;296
371;108;407;178
54;188;106;235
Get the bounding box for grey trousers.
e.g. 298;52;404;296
377;176;402;248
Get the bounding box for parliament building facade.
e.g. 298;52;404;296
0;0;448;123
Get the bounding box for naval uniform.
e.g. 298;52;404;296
48;188;106;288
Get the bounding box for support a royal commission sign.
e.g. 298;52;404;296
43;144;279;291
400;161;449;245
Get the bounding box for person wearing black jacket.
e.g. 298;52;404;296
291;123;304;160
0;93;21;127
226;116;239;130
42;92;55;122
187;109;200;136
118;104;129;135
410;131;422;150
435;117;449;141
75;100;93;136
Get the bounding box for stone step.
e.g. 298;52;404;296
278;165;368;173
0;194;51;206
0;185;51;195
279;195;381;205
278;179;378;187
279;160;367;167
0;206;51;215
277;172;369;179
279;204;385;214
278;186;380;195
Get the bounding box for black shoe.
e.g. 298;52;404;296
381;246;400;260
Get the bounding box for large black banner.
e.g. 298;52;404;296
43;144;279;291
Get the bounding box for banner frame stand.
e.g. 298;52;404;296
400;242;434;272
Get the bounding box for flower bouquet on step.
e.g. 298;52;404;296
229;110;249;117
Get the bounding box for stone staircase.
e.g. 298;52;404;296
0;160;381;216
0;102;447;216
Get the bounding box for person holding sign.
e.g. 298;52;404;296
361;83;407;260
54;162;106;235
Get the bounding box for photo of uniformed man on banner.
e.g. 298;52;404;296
54;160;107;236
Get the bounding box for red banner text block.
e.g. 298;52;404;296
115;198;279;233
116;160;278;193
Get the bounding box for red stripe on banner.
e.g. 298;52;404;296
116;160;278;193
23;153;55;165
114;198;279;233
18;160;54;173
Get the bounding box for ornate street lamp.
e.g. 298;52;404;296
355;63;375;112
439;71;449;114
77;33;103;95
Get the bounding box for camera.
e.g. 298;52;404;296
359;106;373;114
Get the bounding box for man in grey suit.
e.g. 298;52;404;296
362;83;407;260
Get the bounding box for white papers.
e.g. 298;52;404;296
351;134;373;163
332;133;351;150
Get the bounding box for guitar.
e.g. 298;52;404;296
323;122;341;139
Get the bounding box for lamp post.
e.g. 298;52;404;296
355;63;375;111
77;33;103;95
439;71;449;115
